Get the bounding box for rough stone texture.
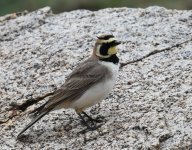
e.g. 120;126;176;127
0;6;192;150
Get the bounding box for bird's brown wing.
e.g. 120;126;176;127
42;59;110;111
17;59;110;138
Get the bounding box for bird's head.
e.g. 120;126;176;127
93;34;121;59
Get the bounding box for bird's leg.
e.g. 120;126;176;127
82;111;103;123
78;113;101;130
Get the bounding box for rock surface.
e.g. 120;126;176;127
0;6;192;149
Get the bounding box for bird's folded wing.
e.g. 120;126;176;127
42;60;110;110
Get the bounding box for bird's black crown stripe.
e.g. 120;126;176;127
97;35;114;40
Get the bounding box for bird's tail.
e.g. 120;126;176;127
29;101;48;117
17;109;50;139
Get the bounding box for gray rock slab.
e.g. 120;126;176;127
0;6;192;149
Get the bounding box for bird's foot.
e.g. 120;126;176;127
82;111;105;123
79;124;102;134
78;112;103;134
93;115;105;123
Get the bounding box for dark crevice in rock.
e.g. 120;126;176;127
120;37;192;68
0;92;55;125
9;91;55;112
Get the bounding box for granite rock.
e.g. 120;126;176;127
0;6;192;150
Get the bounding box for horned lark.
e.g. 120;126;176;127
17;34;121;138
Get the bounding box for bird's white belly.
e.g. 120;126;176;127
70;62;119;110
70;78;115;110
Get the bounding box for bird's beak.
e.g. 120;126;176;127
114;40;121;46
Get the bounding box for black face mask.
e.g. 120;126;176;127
99;40;121;56
99;54;119;64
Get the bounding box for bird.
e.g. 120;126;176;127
17;34;121;139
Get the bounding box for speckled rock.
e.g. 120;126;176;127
0;6;192;150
